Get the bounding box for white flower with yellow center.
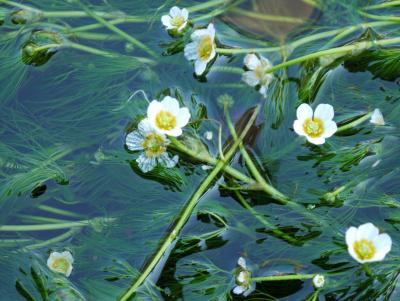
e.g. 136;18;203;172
47;251;74;277
161;6;189;33
242;53;274;97
346;222;392;264
233;257;255;296
184;23;216;75
147;96;190;137
126;118;178;173
312;274;325;289
293;103;337;145
370;108;385;126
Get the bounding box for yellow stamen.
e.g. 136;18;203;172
51;258;69;273
142;132;166;157
353;239;376;260
197;36;214;61
303;117;324;138
155;110;177;131
171;16;185;27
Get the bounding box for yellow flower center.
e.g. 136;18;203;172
171;16;185;27
236;270;251;289
155;110;177;131
303;117;324;138
51;258;69;273
142;132;166;157
353;239;376;260
197;36;214;61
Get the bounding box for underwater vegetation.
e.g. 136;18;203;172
1;0;400;300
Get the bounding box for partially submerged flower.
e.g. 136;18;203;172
47;251;74;277
161;6;189;33
126;118;178;173
233;257;255;296
293;103;337;145
370;108;385;126
184;23;216;75
242;53;274;97
312;274;325;289
345;222;392;263
147;96;190;137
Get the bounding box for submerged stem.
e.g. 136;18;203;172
252;273;316;282
118;106;260;301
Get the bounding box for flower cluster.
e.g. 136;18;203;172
125;96;190;173
232;257;255;296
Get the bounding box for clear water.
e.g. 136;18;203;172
1;0;400;300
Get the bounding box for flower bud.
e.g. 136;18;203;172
10;9;42;25
21;30;63;66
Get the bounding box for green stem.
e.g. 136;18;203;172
359;11;400;22
336;112;373;133
224;106;288;203
118;106;260;301
66;42;116;57
0;217;115;231
76;1;158;58
266;38;400;74
364;0;400;10
0;0;36;11
252;273;316;282
363;264;374;277
20;228;80;251
187;0;227;12
62;18;134;33
37;204;85;218
234;191;299;244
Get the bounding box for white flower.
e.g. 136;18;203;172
370;108;385;126
126;118;178;173
47;251;74;277
242;53;274;97
293;103;337;145
147;96;190;137
204;131;213;140
345;222;392;264
233;257;255;297
312;274;325;289
161;6;189;33
184;23;216;75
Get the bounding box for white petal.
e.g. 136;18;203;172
233;286;245;295
177;107;191;127
208;47;216;62
243;54;260;70
306;136;325;145
147;100;163;124
177;21;188;32
357;223;379;241
136;153;157;173
158;153;178;168
237;257;246;269
169;6;181;18
138;118;154;135
259;85;268;98
322;120;337;138
372;233;392;261
243;282;256;297
194;60;208;75
126;132;144;151
345;226;357;247
181;8;189;19
293;120;305;136
242;71;259;87
161;96;180;115
237;271;246;283
61;251;74;264
184;42;198;61
370;108;385;125
259;55;273;69
191;28;209;41
314;104;334;121
161;15;172;27
65;264;73;277
165;128;182;137
296;103;313;122
206;23;215;39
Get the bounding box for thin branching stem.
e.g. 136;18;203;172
251;273;316;282
364;0;400;10
118;106;260;301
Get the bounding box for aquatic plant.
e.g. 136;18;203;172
0;0;399;300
